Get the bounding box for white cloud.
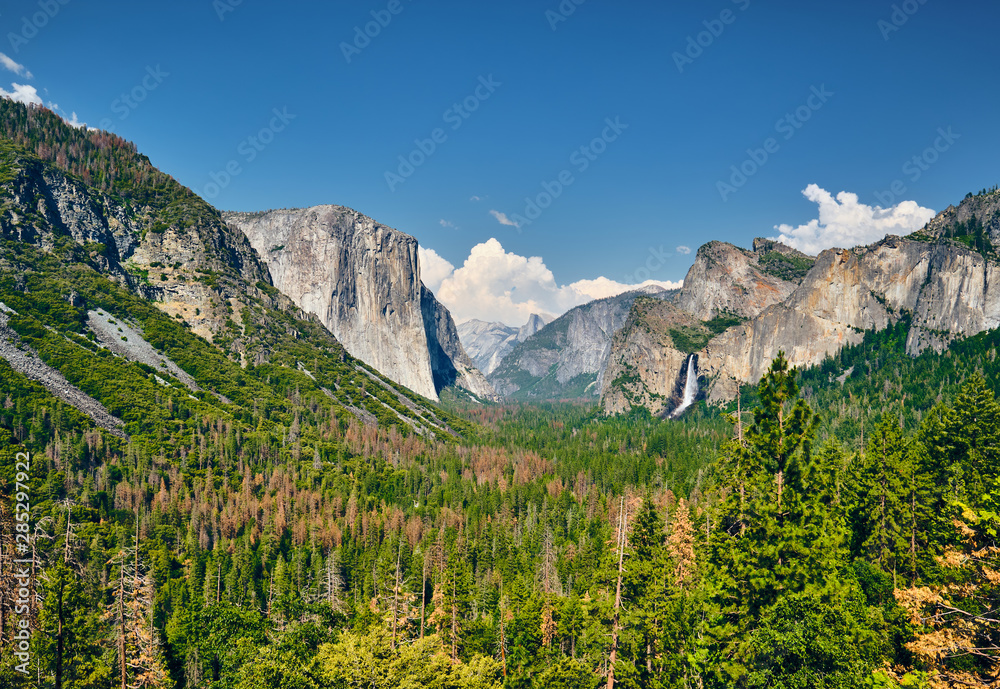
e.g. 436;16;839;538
0;53;32;79
421;238;682;326
0;83;42;106
676;245;691;255
418;247;456;295
470;195;484;202
490;210;518;227
770;184;936;255
439;219;457;229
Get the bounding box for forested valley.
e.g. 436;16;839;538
3;319;1000;687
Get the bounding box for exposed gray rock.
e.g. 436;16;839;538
457;313;553;376
603;191;1000;413
518;313;551;342
675;239;809;321
600;297;704;415
421;286;497;399
489;287;674;400
87;309;202;394
0;307;127;438
697;235;1000;402
224;206;496;402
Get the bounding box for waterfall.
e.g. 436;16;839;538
670;354;699;419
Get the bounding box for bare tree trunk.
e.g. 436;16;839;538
420;555;427;639
451;571;458;662
391;545;401;650
607;497;627;689
118;566;127;689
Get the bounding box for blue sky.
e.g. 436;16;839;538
3;0;999;324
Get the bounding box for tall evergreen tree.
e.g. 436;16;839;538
705;353;874;685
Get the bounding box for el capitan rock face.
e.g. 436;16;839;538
223;206;495;402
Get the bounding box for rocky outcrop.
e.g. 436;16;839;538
224;206;495;402
0;156;138;275
675;239;811;320
0;148;272;349
922;188;1000;242
489;286;674;400
600;298;705;415
603;190;1000;413
699;234;1000;402
457;313;552;376
0;100;471;436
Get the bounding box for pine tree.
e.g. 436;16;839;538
705;354;860;684
853;416;911;579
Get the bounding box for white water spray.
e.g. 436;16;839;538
670;354;699;419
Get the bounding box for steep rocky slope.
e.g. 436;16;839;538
223;206;495;402
0;101;464;436
489;286;675;400
602;188;1000;413
700;231;1000;402
457;313;551;376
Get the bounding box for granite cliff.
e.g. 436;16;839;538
601;189;1000;414
0;101;466;436
489;286;675;400
223;206;495;402
676;239;813;320
600;297;711;415
457;313;552;376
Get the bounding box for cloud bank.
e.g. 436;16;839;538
420;239;681;326
770;184;935;255
0;83;42;106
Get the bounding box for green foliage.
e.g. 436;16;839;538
314;630;502;688
758;251;816;281
668;324;713;354
739;592;886;688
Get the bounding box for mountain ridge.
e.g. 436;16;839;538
600;188;1000;414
